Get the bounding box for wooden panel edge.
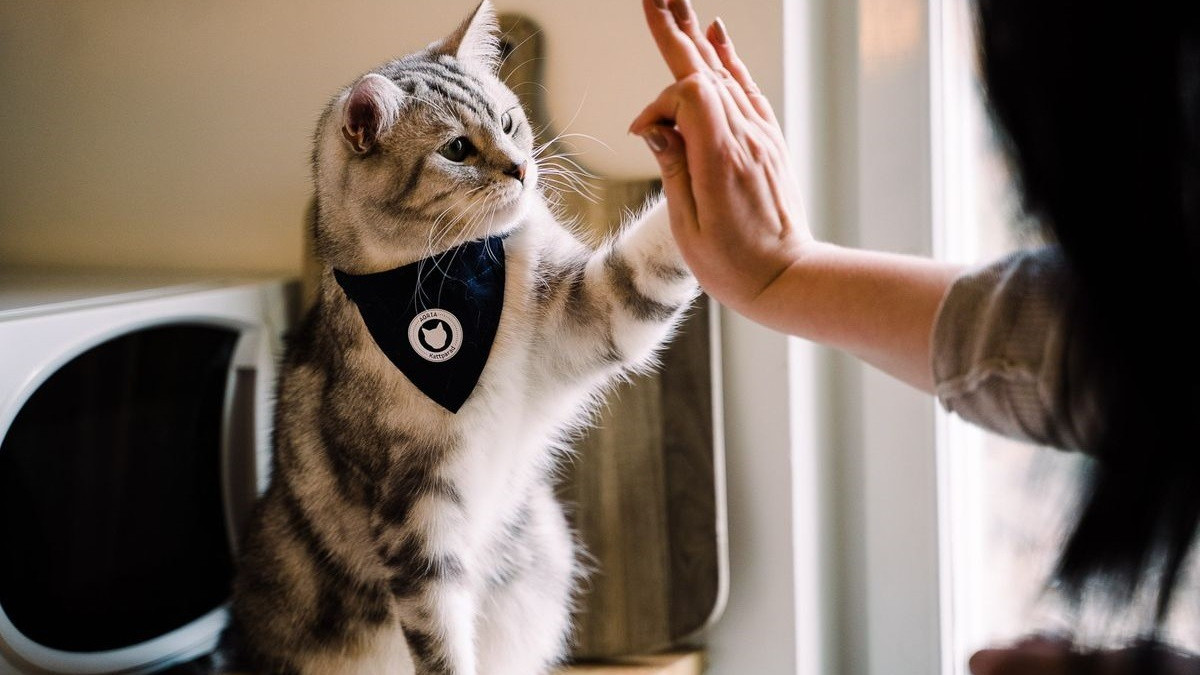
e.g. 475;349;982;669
559;650;706;675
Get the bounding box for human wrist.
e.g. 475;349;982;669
728;240;837;330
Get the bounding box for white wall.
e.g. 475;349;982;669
0;0;783;275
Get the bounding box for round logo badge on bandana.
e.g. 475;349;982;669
334;235;506;412
408;309;463;362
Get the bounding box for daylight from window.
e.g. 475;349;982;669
935;2;1200;672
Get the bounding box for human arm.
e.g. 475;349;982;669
629;0;962;392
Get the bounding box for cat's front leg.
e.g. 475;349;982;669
599;197;699;361
535;196;698;384
381;515;478;674
396;584;478;675
474;484;576;675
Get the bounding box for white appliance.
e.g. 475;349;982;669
0;268;297;674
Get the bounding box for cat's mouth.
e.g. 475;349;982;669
493;162;536;204
491;187;530;219
472;177;532;234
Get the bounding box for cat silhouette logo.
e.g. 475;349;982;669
407;309;463;362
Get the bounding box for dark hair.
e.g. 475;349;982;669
973;0;1200;630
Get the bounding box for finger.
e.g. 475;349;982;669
642;0;714;79
638;125;700;236
665;0;724;71
629;83;680;136
628;74;731;142
707;69;756;151
700;31;761;124
706;17;779;125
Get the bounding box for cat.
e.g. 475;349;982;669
225;2;698;675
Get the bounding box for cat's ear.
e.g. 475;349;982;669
340;73;402;154
431;0;502;73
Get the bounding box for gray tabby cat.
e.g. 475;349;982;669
227;2;697;674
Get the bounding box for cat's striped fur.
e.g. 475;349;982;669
226;2;697;674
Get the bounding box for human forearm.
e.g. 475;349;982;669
742;242;963;393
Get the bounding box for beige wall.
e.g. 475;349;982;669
0;4;812;675
0;0;782;276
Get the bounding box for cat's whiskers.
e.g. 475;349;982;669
423;203;467;267
533;133;603;205
507;80;551;110
543;159;598;187
426;185;488;255
424;187;488;287
430;193;496;300
537;131;614;156
482;204;505;266
496;28;542;73
537;162;597;192
440;209;483;296
532;90;592;151
520;90;608;202
529;116;558;144
538;167;600;205
412;185;489;308
479;196;504;266
532;142;603;178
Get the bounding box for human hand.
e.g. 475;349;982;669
969;635;1200;675
630;0;961;390
629;0;814;319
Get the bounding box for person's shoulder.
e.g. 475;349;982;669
960;244;1068;291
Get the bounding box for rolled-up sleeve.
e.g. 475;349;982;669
931;246;1097;452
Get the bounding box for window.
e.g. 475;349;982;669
932;0;1087;668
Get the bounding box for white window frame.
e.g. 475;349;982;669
698;0;977;673
830;0;947;673
790;0;951;673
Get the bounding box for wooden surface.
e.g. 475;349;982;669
215;651;704;675
560;651;706;675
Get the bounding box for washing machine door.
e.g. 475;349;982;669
0;323;239;670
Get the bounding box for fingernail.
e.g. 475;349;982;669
653;0;667;9
712;17;729;44
642;127;668;153
669;0;690;24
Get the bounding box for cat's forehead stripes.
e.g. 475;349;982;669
381;56;507;127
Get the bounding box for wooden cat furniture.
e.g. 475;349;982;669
299;14;726;673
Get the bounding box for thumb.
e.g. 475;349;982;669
639;124;699;235
641;124;686;179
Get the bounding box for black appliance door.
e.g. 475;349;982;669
0;324;238;653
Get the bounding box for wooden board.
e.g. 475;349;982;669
560;651;706;675
497;16;727;659
208;650;705;675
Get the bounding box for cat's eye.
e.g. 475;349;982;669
439;136;477;163
501;112;514;134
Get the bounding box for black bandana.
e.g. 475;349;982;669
334;236;506;413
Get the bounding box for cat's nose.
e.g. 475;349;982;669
503;161;527;184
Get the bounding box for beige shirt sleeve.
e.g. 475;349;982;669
931;246;1098;452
